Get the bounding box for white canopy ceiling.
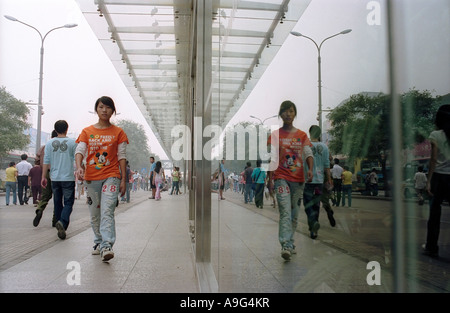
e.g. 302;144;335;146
77;0;311;158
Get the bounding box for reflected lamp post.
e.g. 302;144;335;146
290;29;351;137
4;15;77;154
249;114;278;125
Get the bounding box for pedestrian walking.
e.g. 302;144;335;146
331;158;344;206
267;100;313;261
368;168;379;196
28;161;42;206
341;166;353;207
423;104;450;257
170;166;180;195
5;161;18;206
41;120;77;240
16;153;32;205
244;162;253;204
414;166;427;205
303;125;332;239
75;96;129;262
149;156;156;199
153;161;165;200
252;159;266;209
33;130;58;227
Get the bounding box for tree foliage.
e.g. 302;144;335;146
327;89;442;167
0;86;31;158
115;119;153;173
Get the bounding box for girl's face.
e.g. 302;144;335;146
96;102;114;120
280;106;296;124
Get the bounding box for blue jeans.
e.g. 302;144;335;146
342;184;352;206
121;182;131;203
51;181;75;229
303;183;322;231
5;181;17;205
86;177;120;250
244;184;254;203
275;179;305;250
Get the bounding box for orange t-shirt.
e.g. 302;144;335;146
267;127;312;182
76;125;129;181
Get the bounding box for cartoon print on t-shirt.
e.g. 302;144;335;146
282;153;302;173
89;151;110;170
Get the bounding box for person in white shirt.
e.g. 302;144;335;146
331;158;344;206
16;154;32;205
414;166;427;205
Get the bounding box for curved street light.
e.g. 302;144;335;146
290;29;352;138
4;15;78;154
249;114;278;125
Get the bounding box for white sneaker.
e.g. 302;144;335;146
281;248;291;261
101;247;114;262
92;243;100;255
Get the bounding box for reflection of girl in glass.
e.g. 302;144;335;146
267;100;313;261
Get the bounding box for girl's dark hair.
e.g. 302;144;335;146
155;161;162;174
95;96;116;114
9;161;15;167
278;100;297;117
435;104;450;140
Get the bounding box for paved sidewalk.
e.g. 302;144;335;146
0;188;448;293
0;191;198;292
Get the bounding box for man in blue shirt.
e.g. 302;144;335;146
303;125;332;239
42;120;77;240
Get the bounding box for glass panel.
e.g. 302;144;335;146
389;0;450;292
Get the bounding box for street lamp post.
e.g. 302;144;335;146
290;29;351;136
4;15;77;154
249;114;278;125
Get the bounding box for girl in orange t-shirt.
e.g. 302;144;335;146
75;96;129;262
267;100;313;261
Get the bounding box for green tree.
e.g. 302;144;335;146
115;119;152;173
0;86;31;158
327;89;441;164
326;89;442;194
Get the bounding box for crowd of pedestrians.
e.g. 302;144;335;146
2;98;448;265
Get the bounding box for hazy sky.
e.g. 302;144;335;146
1;0;449;160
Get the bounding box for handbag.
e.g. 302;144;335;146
251;170;262;191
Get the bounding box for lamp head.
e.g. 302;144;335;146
4;15;18;22
290;31;303;37
340;29;352;34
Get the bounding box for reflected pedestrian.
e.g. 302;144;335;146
341;166;353;207
303;125;332;239
414;166;427;205
5;161;18;206
423;104;450;257
75;96;129;262
267;100;313;261
331;158;343;206
252;159;266;208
